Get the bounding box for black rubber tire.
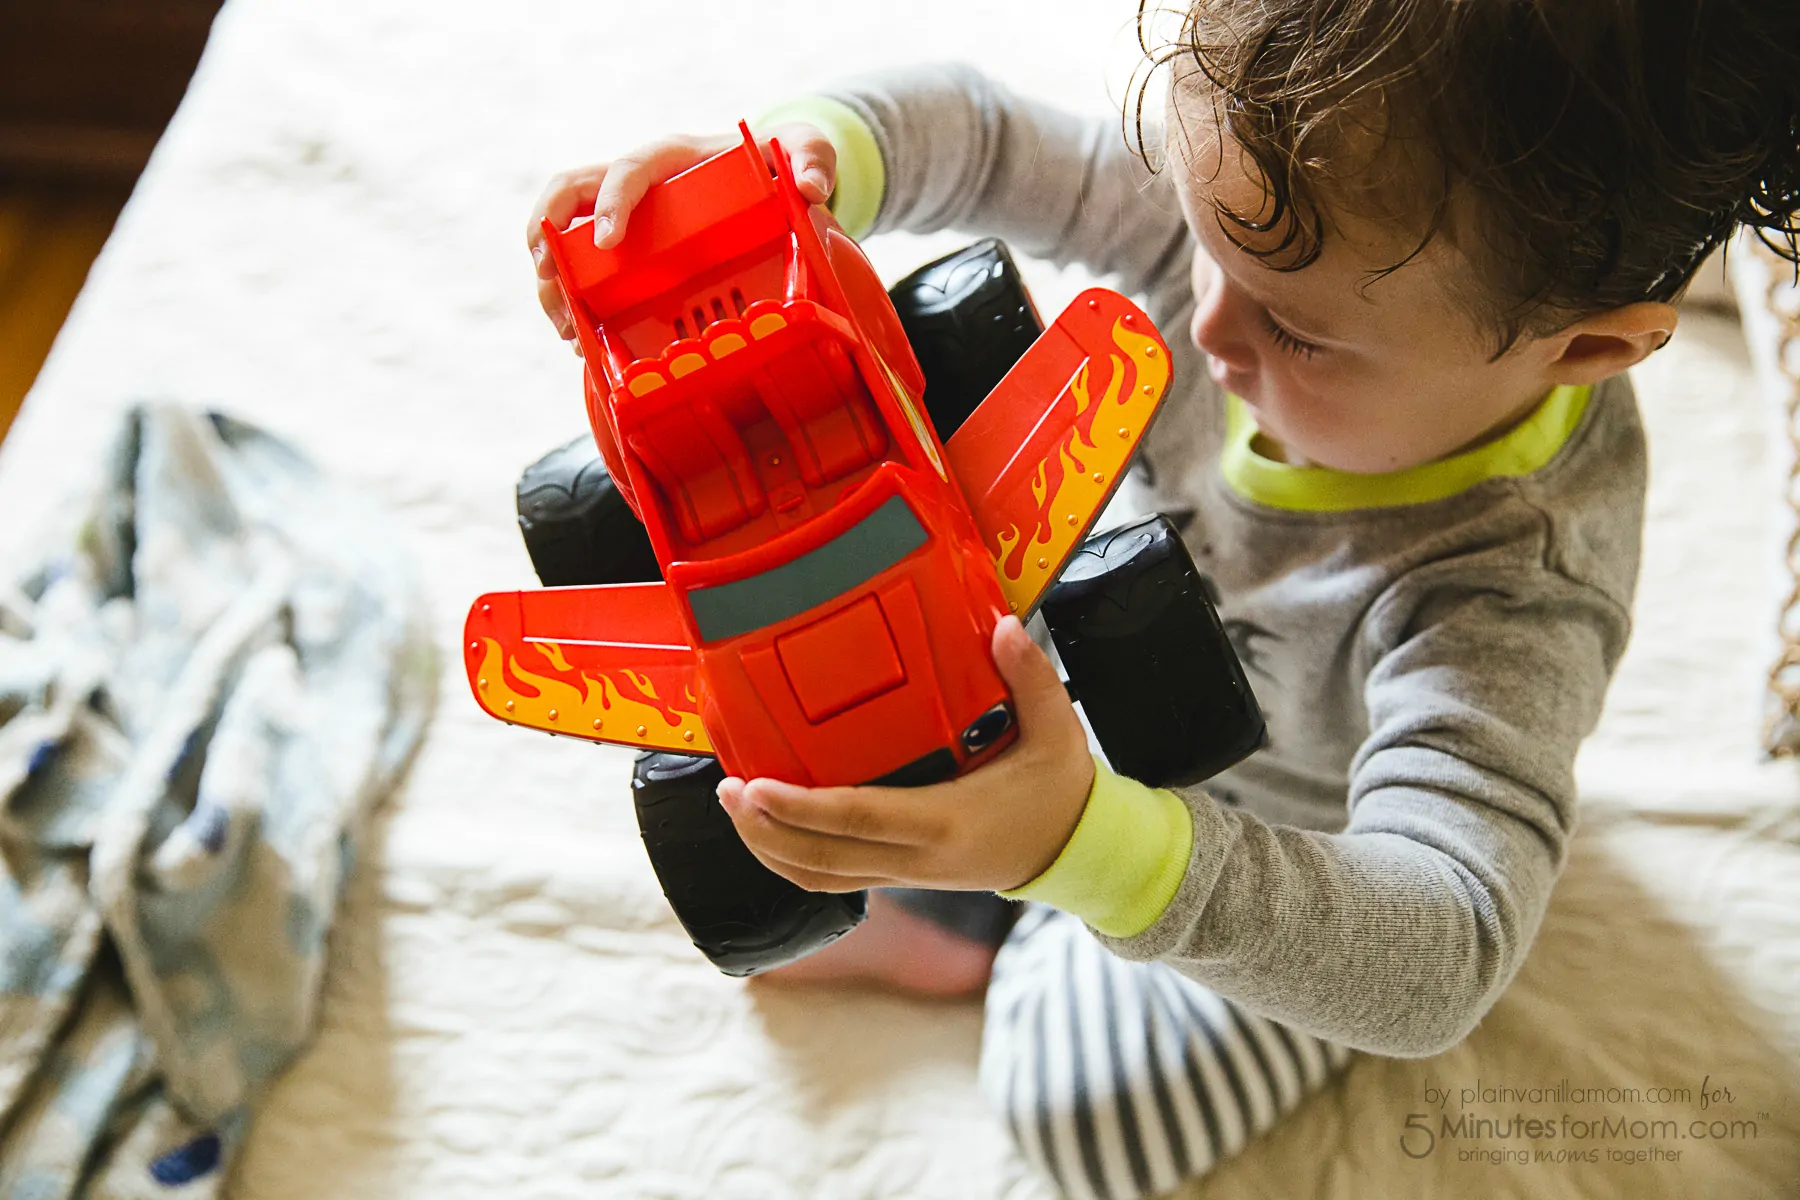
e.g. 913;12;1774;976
1041;515;1267;789
516;434;661;587
888;238;1043;441
632;751;867;976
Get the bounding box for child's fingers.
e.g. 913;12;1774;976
752;860;891;894
990;615;1083;744
762;123;837;205
736;778;941;847
741;836;902;893
722;793;914;887
529;165;606;269
589;136;721;249
537;276;573;339
532;122;840;319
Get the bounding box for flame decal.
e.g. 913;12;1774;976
473;637;712;753
988;318;1170;611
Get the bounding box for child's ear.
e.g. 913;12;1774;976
1542;301;1679;387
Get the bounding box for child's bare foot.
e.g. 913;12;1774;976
753;890;1001;999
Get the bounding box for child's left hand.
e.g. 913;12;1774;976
715;615;1095;894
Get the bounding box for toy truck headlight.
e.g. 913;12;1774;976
961;703;1014;754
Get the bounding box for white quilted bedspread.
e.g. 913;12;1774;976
1;1;1796;1196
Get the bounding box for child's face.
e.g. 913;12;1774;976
1166;95;1568;474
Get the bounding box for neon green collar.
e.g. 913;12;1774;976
1220;384;1593;513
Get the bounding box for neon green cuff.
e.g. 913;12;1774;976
755;96;886;240
999;757;1195;938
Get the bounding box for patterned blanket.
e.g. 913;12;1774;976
0;406;434;1197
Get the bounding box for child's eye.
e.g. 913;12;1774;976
1261;313;1320;360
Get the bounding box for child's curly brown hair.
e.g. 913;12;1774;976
1133;0;1800;350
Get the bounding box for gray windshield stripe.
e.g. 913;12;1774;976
687;495;927;642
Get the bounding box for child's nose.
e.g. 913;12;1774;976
1190;272;1257;372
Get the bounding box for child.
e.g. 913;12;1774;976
530;3;1800;1195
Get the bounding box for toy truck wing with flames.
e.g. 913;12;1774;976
465;126;1266;975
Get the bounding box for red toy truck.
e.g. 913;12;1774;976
466;126;1264;974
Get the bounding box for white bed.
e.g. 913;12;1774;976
1;1;1796;1195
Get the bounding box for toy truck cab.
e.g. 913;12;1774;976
539;126;1015;786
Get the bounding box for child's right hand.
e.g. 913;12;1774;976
527;123;838;343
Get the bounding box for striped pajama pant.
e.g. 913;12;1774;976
979;905;1354;1200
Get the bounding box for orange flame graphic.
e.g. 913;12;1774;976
989;318;1170;610
474;637;712;753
